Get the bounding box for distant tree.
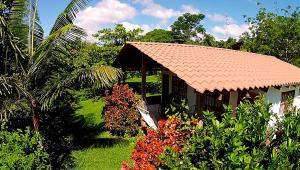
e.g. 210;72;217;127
93;24;142;46
92;24;143;64
201;33;218;47
141;29;174;43
171;13;205;43
242;6;300;65
219;37;244;50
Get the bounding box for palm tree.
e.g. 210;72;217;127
0;0;122;131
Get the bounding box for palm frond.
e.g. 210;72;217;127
28;0;44;55
0;75;28;97
0;98;30;122
28;24;85;76
9;0;30;44
50;0;89;34
0;15;25;73
39;65;122;110
76;65;122;88
0;16;24;58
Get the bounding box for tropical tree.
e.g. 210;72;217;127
0;0;26;75
218;37;244;50
92;24;142;65
0;0;122;131
200;33;218;47
171;13;206;43
141;29;174;43
93;24;142;46
242;6;300;65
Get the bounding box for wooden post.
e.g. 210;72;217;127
141;55;147;100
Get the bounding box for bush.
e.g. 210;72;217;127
161;97;300;169
0;124;50;169
41;110;74;169
126;81;161;95
123;106;201;170
103;84;141;136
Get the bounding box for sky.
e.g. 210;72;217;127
38;0;300;40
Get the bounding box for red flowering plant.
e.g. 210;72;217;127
122;102;202;170
103;84;141;137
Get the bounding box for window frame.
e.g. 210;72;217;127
280;90;295;114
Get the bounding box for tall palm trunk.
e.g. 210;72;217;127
30;96;40;131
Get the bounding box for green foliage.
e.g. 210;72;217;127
93;24;142;46
103;84;141;137
123;101;201;170
0;124;50;169
71;96;136;170
161;97;300;169
1;0;122;168
89;23;142;68
242;6;300;65
0;0;26;75
218;37;244;50
201;33;219;47
165;99;190;120
141;29;174;43
171;13;205;43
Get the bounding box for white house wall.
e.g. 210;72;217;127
187;85;196;113
265;86;300;114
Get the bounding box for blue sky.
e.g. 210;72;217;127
39;0;300;40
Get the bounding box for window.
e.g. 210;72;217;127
202;91;230;119
280;90;295;113
171;76;187;98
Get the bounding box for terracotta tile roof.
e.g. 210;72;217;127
121;42;300;93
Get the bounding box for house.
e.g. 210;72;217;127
114;42;300;119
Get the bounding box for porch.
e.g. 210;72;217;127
113;43;263;120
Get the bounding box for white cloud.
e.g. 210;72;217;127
75;0;136;40
207;13;235;24
134;0;200;21
181;4;200;14
135;0;179;21
121;22;140;31
211;23;250;40
141;24;151;34
121;21;151;34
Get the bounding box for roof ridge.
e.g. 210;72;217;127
127;41;276;59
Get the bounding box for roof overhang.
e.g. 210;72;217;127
113;44;162;71
114;42;300;93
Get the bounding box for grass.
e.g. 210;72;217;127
72;97;136;170
126;75;159;83
72;140;135;170
74;98;105;125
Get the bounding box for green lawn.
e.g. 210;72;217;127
126;75;159;83
72;98;136;170
72;141;135;170
74;98;105;125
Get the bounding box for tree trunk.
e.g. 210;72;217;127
30;96;40;131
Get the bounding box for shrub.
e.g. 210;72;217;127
41;110;74;169
161;97;300;169
103;84;141;136
124;108;201;170
0;124;50;169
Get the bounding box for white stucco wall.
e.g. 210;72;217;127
187;85;197;113
265;86;300;126
265;86;300;114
